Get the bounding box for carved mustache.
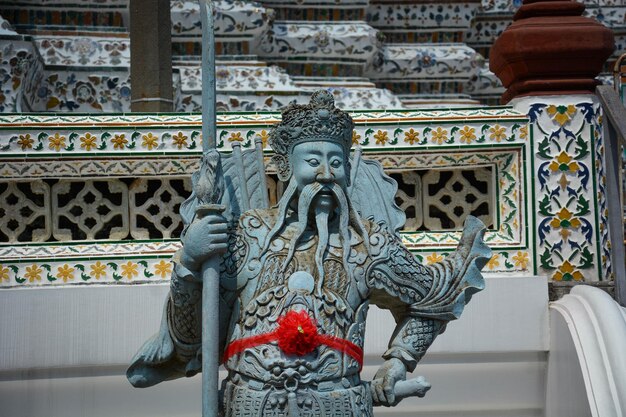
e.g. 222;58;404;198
260;178;369;278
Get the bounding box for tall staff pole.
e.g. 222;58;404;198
199;2;219;417
200;0;216;150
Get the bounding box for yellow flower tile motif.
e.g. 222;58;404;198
80;133;97;151
512;251;529;269
519;125;528;140
90;261;107;280
173;131;188;149
553;261;584;281
228;132;243;142
25;264;42;282
459;126;476;144
57;264;75;282
374;130;388;145
426;253;443;264
121;261;139;280
548;151;579;173
489;124;506;142
431;127;448;144
0;265;9;282
17;134;33;150
111;134;128;150
550;208;581;229
142;132;159;150
547;104;576;126
154;260;172;279
404;128;419;145
257;130;270;148
486;254;500;270
352;130;361;145
48;133;66;151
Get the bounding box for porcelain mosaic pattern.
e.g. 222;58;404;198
255;21;380;64
0;37;40;113
366;2;480;32
171;0;272;41
366;44;480;82
34;35;130;68
528;100;610;282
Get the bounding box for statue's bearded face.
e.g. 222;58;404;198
291;140;348;209
263;139;368;288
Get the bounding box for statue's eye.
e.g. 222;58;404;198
330;160;342;168
305;158;320;167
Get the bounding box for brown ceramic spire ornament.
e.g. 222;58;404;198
490;0;614;104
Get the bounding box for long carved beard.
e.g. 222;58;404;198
261;179;369;294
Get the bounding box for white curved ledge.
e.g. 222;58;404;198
549;285;626;417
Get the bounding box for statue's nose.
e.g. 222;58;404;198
316;163;334;183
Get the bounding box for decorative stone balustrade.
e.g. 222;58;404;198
465;64;505;104
170;0;273;56
34;35;129;67
364;1;494;106
22;34;131;113
0;107;535;287
368;43;479;82
0;29;40;113
292;76;405;109
255;21;381;77
367;1;481;43
366;43;480;99
175;62;303;112
171;0;271;41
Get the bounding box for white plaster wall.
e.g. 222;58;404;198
0;275;549;417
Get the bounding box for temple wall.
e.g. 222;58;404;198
0;107;537;290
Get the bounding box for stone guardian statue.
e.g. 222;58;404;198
127;90;491;416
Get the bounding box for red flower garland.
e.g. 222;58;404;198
276;310;321;356
223;310;363;369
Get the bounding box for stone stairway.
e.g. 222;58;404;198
364;0;485;108
251;0;404;109
170;0;307;112
0;0;624;113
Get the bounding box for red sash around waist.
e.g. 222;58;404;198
223;310;363;369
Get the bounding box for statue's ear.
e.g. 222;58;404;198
272;154;292;182
345;158;352;187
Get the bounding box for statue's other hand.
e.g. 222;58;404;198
142;330;174;365
371;357;407;407
180;213;229;272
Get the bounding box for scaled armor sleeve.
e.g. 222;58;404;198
366;216;491;371
126;229;242;388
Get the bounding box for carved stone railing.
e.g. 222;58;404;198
0;107;532;288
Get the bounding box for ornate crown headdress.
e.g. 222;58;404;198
270;90;354;180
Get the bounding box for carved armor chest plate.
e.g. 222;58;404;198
221;211;373;387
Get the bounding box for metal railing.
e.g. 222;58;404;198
596;85;626;307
